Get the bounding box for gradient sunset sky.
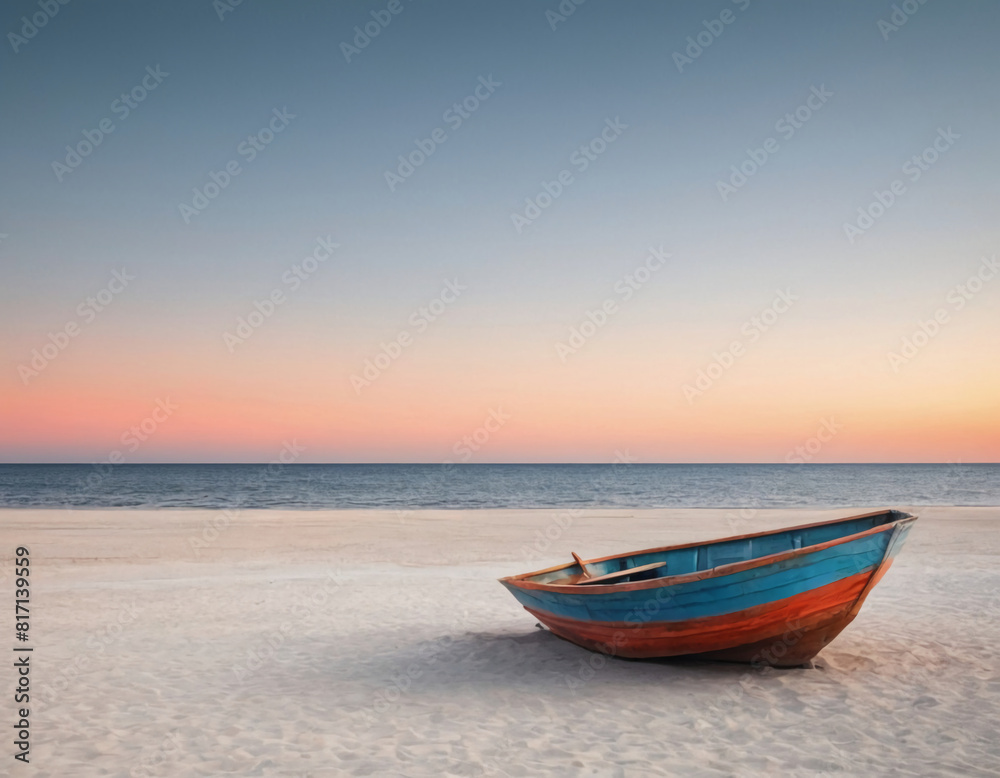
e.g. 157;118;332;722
2;0;998;463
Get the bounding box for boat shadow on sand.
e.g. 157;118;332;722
453;627;828;678
338;626;878;699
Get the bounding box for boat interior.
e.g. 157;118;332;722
527;509;913;586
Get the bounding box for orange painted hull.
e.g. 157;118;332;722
524;566;889;667
501;509;916;666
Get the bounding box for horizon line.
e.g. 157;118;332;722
2;462;997;467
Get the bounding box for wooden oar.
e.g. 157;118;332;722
547;552;594;586
575;561;666;585
571;551;592;579
551;556;667;586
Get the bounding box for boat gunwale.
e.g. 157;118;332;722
499;509;917;595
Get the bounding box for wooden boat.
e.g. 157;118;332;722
499;509;916;667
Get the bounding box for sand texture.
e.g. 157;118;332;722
1;507;998;777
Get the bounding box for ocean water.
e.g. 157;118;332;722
0;463;996;510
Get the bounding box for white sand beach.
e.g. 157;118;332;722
3;507;998;777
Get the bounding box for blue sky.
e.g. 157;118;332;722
2;0;998;462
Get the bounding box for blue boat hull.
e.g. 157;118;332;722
500;510;916;666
